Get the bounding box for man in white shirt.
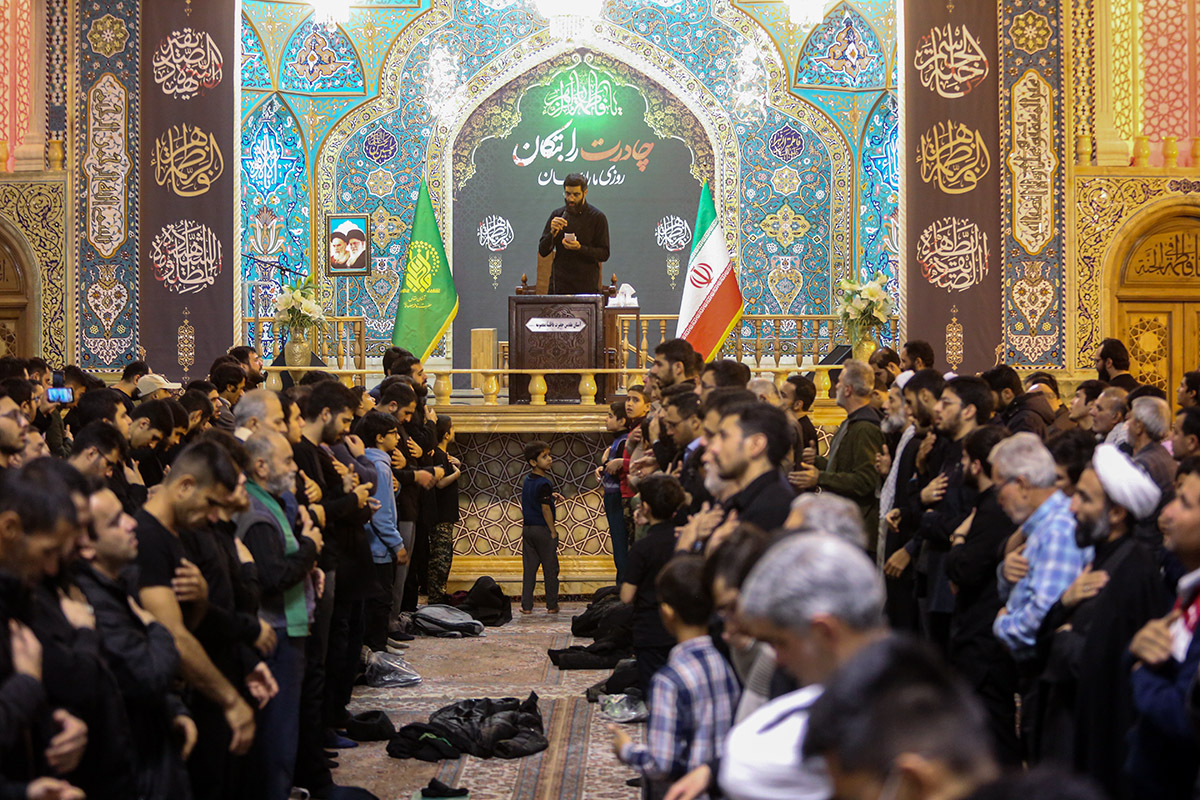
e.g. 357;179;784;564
665;534;888;800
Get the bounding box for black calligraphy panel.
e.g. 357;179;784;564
138;4;234;381
905;11;1003;372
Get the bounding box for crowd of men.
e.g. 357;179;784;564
3;331;1200;800
0;346;458;800
595;335;1200;800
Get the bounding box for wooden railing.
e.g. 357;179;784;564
242;316;368;373
263;363;845;405
616;313;900;376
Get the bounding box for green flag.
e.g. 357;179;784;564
391;178;458;360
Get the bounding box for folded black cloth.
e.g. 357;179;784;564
421;778;468;798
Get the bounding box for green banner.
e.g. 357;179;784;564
392;178;458;361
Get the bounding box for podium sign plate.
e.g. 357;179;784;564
509;295;605;404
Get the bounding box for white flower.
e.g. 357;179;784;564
300;299;322;318
277;293;295;311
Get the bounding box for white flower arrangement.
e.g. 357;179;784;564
836;272;895;344
273;276;326;334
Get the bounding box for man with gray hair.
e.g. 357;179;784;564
233;389;287;441
746;377;781;407
665;534;887;800
991;433;1091;662
782;493;867;549
789;360;885;551
1090;386;1129;449
1128;395;1176;499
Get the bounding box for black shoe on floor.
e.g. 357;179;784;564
421;778;468;798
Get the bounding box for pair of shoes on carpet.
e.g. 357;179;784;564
418;778;468;798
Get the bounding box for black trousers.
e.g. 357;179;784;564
521;524;559;610
366;561;395;651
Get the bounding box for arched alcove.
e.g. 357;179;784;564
1102;196;1200;392
0;215;37;357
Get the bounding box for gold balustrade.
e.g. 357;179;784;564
242;316;368;375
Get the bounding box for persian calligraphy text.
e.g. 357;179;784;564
916;121;991;194
913;25;989;98
152;28;223;99
152;124;224;197
82;74;131;258
1006;70;1057;255
150;220;223;295
917;216;990;292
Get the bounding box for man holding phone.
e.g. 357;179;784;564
537;173;610;294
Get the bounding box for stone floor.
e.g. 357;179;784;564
334;603;642;800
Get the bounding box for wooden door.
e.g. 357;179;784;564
0;233;29;357
1118;301;1200;399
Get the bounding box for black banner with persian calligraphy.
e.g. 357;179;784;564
138;2;233;381
906;10;1003;372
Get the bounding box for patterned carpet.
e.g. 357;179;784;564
335;604;642;800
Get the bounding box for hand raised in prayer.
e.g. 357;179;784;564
1062;563;1109;608
1002;543;1029;584
59;592;95;630
254;619;278;657
172;559;209;604
407;438;422;459
920;473;949;506
885;507;902;532
1130;609;1181;667
299;506;323;552
875;443;892;476
915;431;937;473
345;434;366;459
45;710;88;774
391;448;407;471
9;620;41;680
299;470;322;503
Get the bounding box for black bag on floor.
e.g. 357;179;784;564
570;587;621;638
457;576;513;627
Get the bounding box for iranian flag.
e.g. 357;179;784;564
676;182;742;360
391;178;459;361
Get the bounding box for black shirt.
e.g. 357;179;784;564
432;448;460;524
723;469;794;533
537;202;610;294
624;521;677;648
134;509;186;592
1108;372;1140;392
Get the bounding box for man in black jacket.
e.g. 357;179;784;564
77;486;194;800
945;424;1020;765
706;401;794;533
983;365;1054;440
0;465;89;798
291;381;375;796
239;431;323;800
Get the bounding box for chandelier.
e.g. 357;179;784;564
309;0;351;31
783;0;826;28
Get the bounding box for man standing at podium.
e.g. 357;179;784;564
538;173;610;294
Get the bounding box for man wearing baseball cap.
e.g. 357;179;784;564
136;374;182;403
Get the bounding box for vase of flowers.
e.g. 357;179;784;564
274;277;326;380
835;272;895;363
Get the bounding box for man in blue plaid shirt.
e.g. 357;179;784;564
989;433;1092;660
612;555;740;800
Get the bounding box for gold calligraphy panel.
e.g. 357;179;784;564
913;24;989;98
916;121;991;194
917;216;990;292
151;123;224;197
1126;231;1200;282
82;74;131;259
1006;70;1057;255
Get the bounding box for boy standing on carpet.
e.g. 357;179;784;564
612;554;741;800
520;440;563;614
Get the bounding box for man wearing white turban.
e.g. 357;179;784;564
1033;444;1171;797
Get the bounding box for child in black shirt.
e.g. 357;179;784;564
428;415;461;604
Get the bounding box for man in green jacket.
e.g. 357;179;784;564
791;359;885;552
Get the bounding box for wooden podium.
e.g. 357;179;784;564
509;295;605;404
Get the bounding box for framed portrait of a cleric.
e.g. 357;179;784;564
327;214;372;276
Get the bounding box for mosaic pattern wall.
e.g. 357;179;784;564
240;0;900;359
74;0;140;369
1000;0;1067;368
0;179;67;363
